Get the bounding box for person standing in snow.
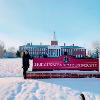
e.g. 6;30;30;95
22;50;32;79
80;93;85;100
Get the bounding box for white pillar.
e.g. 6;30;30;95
99;54;100;72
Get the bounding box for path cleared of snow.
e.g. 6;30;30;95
0;58;100;100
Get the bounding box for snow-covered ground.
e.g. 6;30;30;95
0;58;100;100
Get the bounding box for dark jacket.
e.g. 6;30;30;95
22;54;32;68
80;93;85;100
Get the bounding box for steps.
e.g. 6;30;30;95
26;71;100;79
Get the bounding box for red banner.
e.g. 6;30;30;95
32;55;99;71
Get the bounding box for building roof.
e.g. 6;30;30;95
60;46;85;49
32;45;49;48
24;44;49;48
20;43;85;49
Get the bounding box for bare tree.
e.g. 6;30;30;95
7;47;16;58
8;47;16;53
92;41;100;58
0;41;5;58
92;41;100;50
87;50;92;58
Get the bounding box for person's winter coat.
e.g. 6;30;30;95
80;93;85;100
22;54;32;68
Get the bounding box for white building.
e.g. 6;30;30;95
19;32;86;58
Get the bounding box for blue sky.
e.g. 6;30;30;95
0;0;100;50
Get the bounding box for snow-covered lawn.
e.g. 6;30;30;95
0;58;100;100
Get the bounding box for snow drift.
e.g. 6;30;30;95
0;58;100;100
